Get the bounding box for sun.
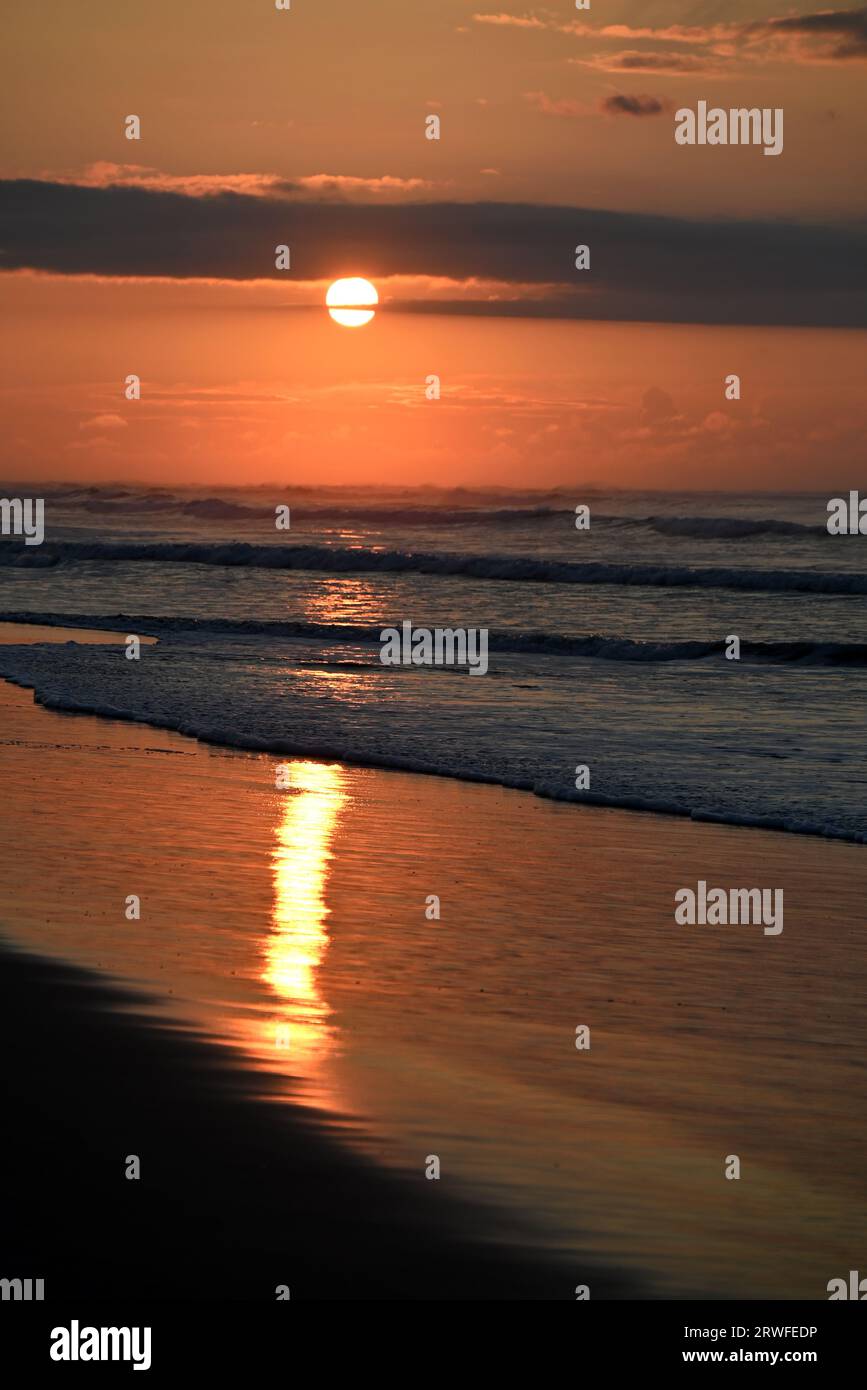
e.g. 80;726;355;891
326;277;378;328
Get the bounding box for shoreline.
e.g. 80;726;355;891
0;614;863;846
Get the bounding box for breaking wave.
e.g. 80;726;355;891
4;610;867;666
2;539;865;595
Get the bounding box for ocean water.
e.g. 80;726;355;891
1;483;866;841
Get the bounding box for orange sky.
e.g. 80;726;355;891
3;1;866;217
3;273;864;489
1;1;865;487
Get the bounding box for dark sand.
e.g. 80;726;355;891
0;942;638;1301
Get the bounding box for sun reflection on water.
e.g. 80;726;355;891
263;760;345;1075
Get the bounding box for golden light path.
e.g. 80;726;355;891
263;760;346;1074
326;276;378;327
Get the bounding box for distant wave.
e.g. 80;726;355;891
2;539;865;595
638;515;825;539
9;486;833;536
73;497;570;524
23;487;575;524
4;610;867;666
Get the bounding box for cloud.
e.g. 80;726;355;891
79;413;128;431
2;180;865;328
752;7;867;62
597;25;722;46
475;6;867;67
43;163;436;200
526;89;671;118
594;8;867;68
599;94;668;117
293;173;436;197
524;91;591;118
472;12;546;28
573;49;722;76
51;164;288;197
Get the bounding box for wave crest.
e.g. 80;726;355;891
2;539;865;595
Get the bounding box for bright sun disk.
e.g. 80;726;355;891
326;277;378;327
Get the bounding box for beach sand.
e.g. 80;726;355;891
1;625;865;1299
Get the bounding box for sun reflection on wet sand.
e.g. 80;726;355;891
262;760;345;1081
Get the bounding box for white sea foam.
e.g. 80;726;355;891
0;623;864;845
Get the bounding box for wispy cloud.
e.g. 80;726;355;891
43;163;437;200
750;7;867;63
474;6;867;68
472;12;546;29
573;50;723;77
292;173;437;197
596;25;726;46
592;10;867;65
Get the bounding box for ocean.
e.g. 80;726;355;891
1;483;866;843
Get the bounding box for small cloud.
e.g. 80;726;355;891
294;173;435;197
525;90;591;118
641;387;677;423
473;12;547;29
701;411;732;434
597;24;720;45
50;163;289;197
79;413;128;431
480;167;500;176
600;94;669;117
573;49;722;76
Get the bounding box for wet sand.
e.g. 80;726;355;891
1;625;866;1298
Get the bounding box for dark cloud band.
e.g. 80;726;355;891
1;179;865;327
